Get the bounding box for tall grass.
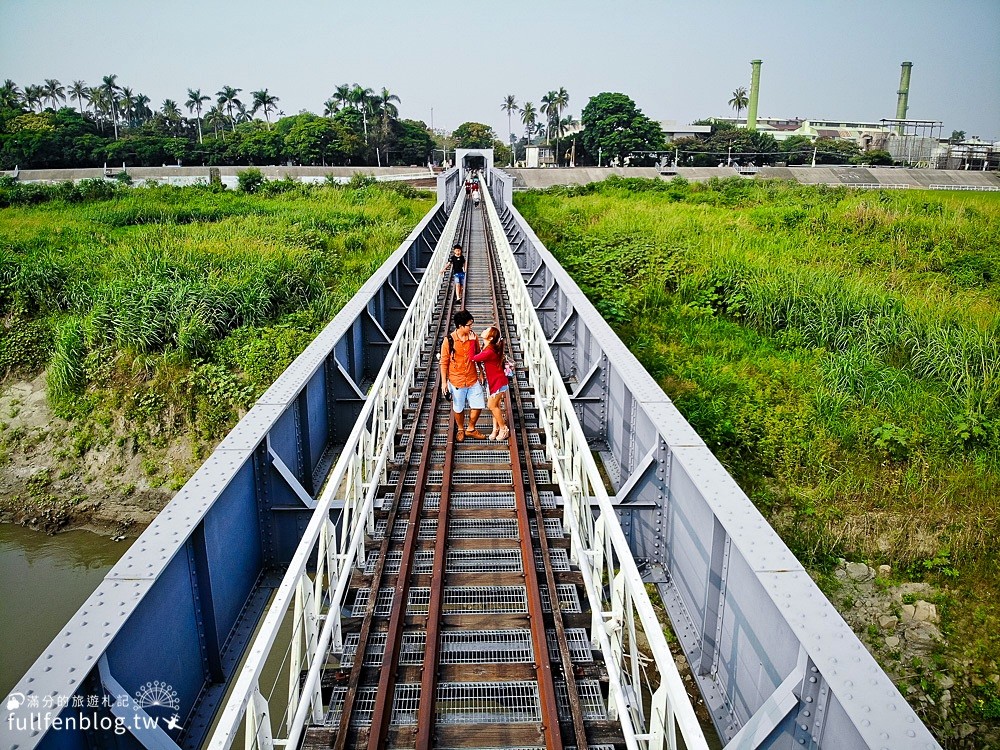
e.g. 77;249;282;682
0;181;433;432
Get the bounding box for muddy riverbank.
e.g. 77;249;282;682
0;374;196;535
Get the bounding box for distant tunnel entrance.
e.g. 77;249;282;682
462;154;486;172
456;148;494;188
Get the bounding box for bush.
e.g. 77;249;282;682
261;176;301;197
0;318;52;375
237;167;265;194
76;178;119;201
0;176;121;207
347;173;376;190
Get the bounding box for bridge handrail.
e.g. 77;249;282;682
484;190;710;750
206;196;464;749
928;182;1000;191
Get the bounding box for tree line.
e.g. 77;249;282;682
464;89;879;169
0;77;434;169
1;75;891;171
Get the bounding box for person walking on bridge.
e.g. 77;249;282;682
441;243;466;301
440;310;486;441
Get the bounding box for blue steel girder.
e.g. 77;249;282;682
7;199;453;750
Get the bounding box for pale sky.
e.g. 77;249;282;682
2;0;998;142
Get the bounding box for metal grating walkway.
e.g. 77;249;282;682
304;194;622;750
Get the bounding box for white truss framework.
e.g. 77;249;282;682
208;185;709;750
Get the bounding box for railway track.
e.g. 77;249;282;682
303;197;624;750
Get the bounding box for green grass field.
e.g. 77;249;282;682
0;178;434;440
516;176;1000;741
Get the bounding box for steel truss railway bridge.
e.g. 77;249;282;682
6;154;940;750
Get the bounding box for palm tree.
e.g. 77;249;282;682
348;84;375;143
101;74;121;139
205;104;227;141
375;87;400;165
557;114;577;134
234;101;251;125
322;97;339;117
501;94;518;166
556;114;577;166
68;80;88;114
118;86;136;129
553;87;569;166
86;86;104;130
540;90;558;143
43;79;65;109
331;83;352;112
250;88;279;128
0;79;22;109
134;93;152;126
520;102;537;146
376;87;400;120
23;85;44;112
216;86;242;131
729;86;749;123
160;99;181;135
185;88;210;143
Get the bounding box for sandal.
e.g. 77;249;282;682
496;427;509;441
465;429;486;440
456;429;465;442
488;429;498;440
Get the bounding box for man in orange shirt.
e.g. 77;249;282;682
440;310;486;441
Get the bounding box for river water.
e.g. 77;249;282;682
0;524;131;697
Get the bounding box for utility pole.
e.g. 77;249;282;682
812;147;817;167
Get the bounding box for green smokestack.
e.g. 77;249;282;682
895;61;913;121
747;59;762;131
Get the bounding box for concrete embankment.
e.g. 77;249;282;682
506;165;1000;190
5;164;998;191
2;164;435;188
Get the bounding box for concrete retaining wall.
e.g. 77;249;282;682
4;164;997;192
506;166;1000;190
1;165;435;186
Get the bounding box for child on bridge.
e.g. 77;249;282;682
441;243;465;302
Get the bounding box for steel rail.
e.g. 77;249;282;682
363;199;473;749
481;199;588;749
483;187;710;750
481;200;590;750
334;215;461;750
463;200;563;750
208;193;464;750
412;202;474;750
